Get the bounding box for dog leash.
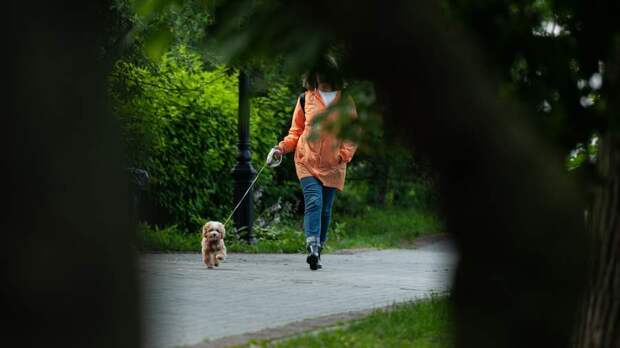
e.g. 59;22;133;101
222;153;282;228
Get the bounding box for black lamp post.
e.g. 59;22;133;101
231;70;256;244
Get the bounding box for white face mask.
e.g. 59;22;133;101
319;90;337;106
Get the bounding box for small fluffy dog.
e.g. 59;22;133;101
201;221;227;269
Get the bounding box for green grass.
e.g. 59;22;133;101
329;208;443;251
136;223;306;253
137;207;443;253
239;295;453;348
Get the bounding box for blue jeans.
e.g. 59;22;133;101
300;176;336;246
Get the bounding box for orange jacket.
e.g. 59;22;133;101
278;89;358;191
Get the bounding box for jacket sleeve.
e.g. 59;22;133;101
278;96;306;154
338;97;359;163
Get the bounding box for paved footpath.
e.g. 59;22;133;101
140;239;457;348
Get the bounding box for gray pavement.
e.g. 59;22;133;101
140;240;457;348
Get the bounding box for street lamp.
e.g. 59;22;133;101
231;70;256;244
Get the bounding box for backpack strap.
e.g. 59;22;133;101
299;92;306;114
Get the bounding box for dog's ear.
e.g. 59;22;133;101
202;222;212;237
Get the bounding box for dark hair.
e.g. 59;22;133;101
302;55;344;90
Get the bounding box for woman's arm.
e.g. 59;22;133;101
278;96;306;154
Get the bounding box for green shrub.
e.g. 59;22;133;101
333;180;370;217
111;46;295;232
137;223;200;252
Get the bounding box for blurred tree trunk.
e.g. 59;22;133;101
573;38;620;346
5;1;140;347
347;3;590;346
573;133;620;348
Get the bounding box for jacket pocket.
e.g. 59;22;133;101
320;146;340;169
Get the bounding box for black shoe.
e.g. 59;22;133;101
306;243;319;271
317;245;323;269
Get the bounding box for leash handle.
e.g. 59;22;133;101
267;147;283;168
223;162;268;228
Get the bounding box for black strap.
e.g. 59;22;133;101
299;92;305;114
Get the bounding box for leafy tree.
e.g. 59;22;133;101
7;1;140;346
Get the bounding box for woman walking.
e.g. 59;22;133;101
266;57;358;270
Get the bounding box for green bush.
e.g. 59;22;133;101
333;179;371;217
111;46;295;232
137;223;199;252
334;157;439;216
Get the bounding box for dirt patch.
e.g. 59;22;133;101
330;247;380;255
412;233;451;248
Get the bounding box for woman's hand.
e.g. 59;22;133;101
266;147;283;167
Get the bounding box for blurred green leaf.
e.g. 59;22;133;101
143;25;173;61
131;0;179;18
